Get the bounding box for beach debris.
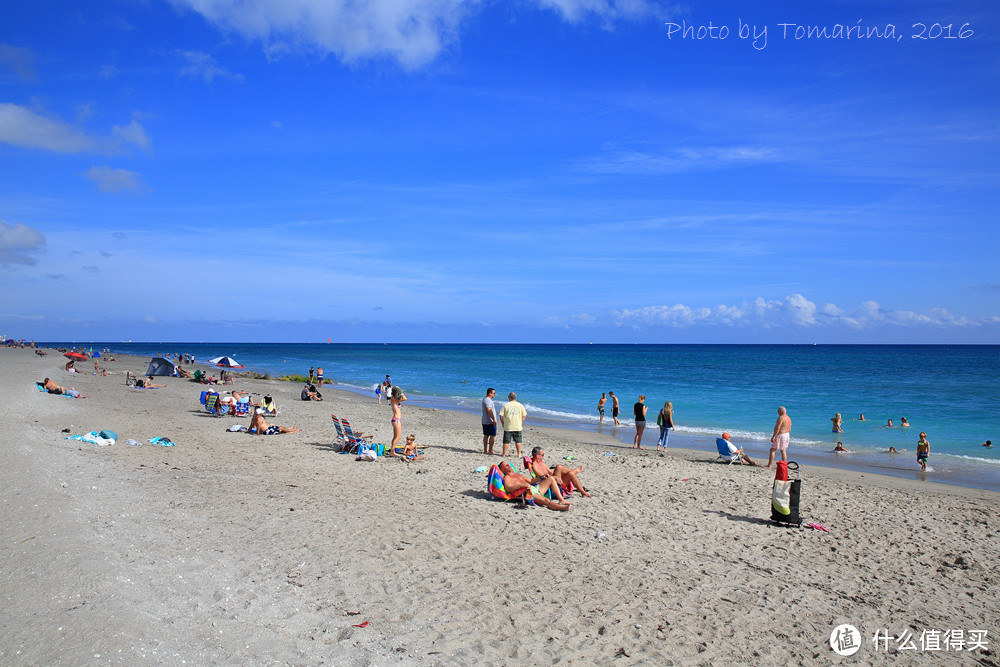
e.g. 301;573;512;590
474;466;488;473
352;621;370;628
148;436;175;446
615;647;630;657
806;522;829;532
596;532;607;540
346;611;361;616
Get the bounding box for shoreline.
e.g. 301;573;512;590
3;345;998;664
337;383;1000;494
33;343;1000;492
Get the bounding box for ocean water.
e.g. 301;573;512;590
60;343;1000;490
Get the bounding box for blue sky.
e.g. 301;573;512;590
1;0;997;343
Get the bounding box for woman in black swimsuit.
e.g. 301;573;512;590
633;395;647;448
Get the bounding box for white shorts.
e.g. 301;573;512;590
770;432;789;452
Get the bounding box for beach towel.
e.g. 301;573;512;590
65;431;116;446
148;436;176;447
487;464;531;503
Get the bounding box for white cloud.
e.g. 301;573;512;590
580;146;779;175
111;118;152;151
84;166;150;195
0;103;95;153
604;294;993;331
171;0;660;68
0;103;151;154
536;0;663;24
178;50;245;83
0;43;36;80
0;220;46;266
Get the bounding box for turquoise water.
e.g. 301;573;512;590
59;343;1000;489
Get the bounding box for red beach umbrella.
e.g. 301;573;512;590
64;352;88;361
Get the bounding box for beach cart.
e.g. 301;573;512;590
770;461;802;527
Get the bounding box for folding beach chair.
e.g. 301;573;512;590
487;465;530;504
715;438;739;465
340;419;375;455
204;392;230;417
330;415;348;450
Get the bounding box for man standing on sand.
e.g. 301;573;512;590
481;387;498;455
316;367;324;388
767;406;791;469
597;393;606;423
499;391;527;458
610;391;621;426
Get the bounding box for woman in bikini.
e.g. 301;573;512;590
387;385;407;457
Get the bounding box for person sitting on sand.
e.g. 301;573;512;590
176;367;193;379
498;461;570;511
401;434;425;462
300;383;323;401
248;411;300;436
527;447;591;497
720;433;757;465
832;442;849;453
65;360;77;372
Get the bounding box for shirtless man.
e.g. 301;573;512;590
232;389;259;407
609;391;621;426
528;447;591;497
597;393;607;423
498;461;570;511
249;412;300;435
767;406;791;469
40;377;64;394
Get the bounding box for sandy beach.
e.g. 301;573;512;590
2;346;997;665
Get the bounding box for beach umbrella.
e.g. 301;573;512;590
208;355;244;369
64;352;87;361
92;351;102;358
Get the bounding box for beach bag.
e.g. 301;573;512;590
656;411;665;427
771;461;802;527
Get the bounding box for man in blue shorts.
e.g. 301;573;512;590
481;387;497;455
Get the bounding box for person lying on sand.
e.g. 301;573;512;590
498;461;570;511
38;378;82;398
40;377;64;394
138;376;165;388
231;389;259;407
527;447;591;497
248;411;300;436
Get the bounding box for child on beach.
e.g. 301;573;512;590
916;432;930;471
402;434;425;462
